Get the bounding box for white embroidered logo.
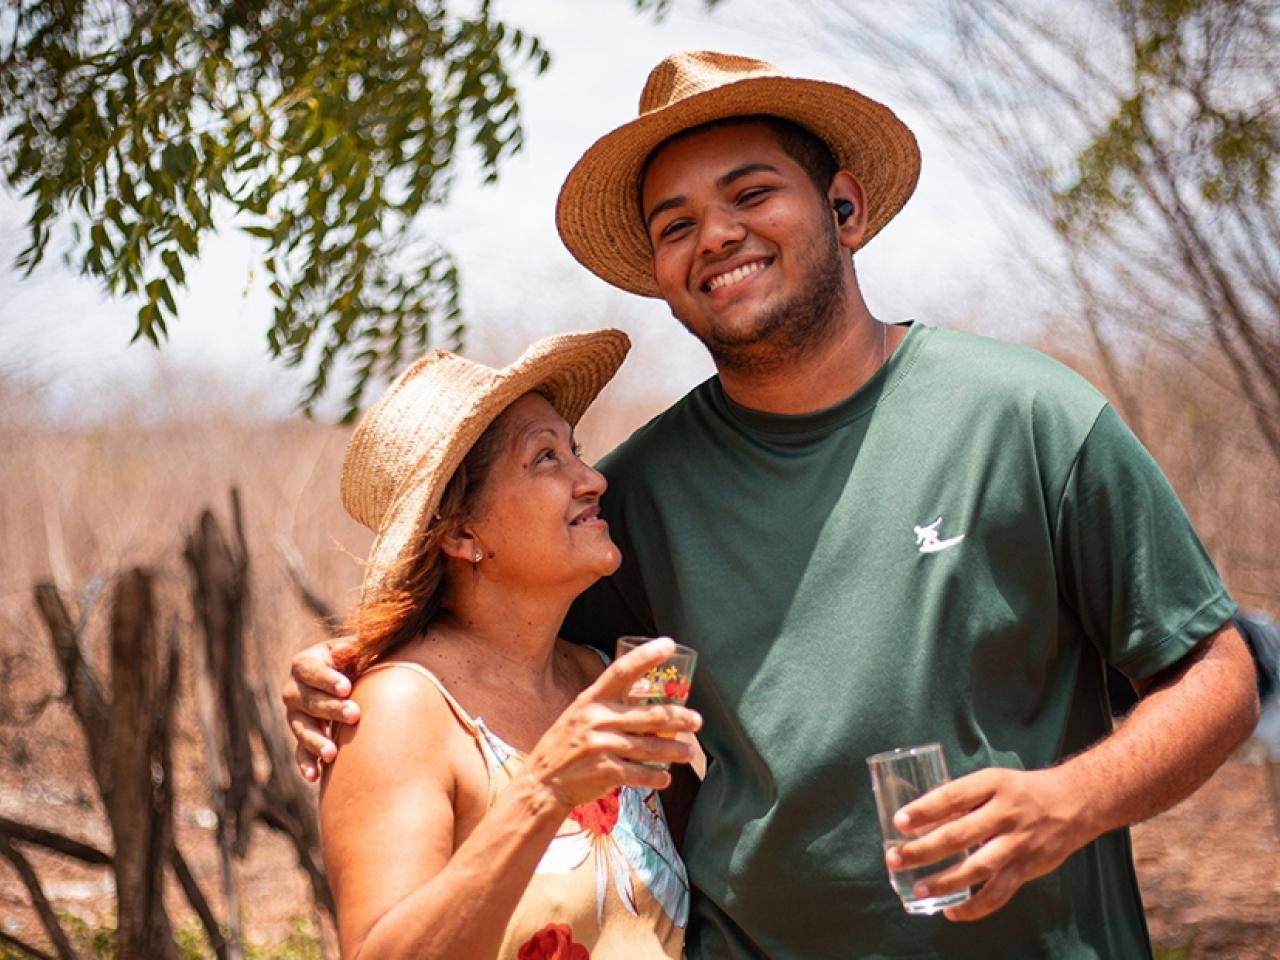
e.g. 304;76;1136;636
914;516;965;554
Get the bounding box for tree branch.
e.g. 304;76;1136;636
170;846;232;960
31;581;111;800
0;929;56;960
0;835;78;960
0;816;111;865
275;535;342;635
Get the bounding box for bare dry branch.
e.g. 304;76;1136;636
171;846;234;960
188;589;246;960
0;816;111;865
32;581;111;799
108;568;180;960
0;834;77;960
187;491;334;918
276;535;342;635
0;929;57;960
185;504;255;856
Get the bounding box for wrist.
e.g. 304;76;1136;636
1045;759;1109;845
508;771;574;827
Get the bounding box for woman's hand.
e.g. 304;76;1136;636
521;638;702;812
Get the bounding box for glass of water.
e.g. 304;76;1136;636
866;743;972;915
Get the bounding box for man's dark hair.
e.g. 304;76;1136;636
640;114;839;206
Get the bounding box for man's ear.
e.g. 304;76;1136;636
828;170;869;249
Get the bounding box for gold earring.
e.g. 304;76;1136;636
473;548;482;563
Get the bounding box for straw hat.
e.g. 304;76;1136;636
556;50;921;298
341;328;630;606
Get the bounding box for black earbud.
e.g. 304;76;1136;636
834;200;855;225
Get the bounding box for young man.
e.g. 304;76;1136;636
285;52;1259;959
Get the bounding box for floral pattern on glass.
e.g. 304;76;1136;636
630;664;692;704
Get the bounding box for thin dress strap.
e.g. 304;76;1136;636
360;660;513;807
363;660;482;734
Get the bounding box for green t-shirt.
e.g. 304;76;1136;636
564;323;1234;960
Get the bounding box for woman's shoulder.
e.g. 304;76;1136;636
352;657;450;711
339;658;471;759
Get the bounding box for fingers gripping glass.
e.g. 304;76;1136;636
866;743;973;915
615;636;697;770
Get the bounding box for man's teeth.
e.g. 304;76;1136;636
706;260;766;291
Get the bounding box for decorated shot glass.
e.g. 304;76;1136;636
616;635;697;769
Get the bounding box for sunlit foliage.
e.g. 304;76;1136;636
1;0;550;418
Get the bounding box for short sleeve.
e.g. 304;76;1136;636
1053;404;1236;680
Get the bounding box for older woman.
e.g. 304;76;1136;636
319;330;698;959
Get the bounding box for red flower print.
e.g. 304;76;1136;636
663;680;690;701
517;923;590;960
569;787;621;836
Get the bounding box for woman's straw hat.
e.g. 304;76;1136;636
556;50;921;298
341;328;630;606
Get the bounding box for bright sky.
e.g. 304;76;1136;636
0;0;1016;424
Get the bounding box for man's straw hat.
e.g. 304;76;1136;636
556;50;921;298
341;328;630;606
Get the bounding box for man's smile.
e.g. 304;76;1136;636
701;256;773;294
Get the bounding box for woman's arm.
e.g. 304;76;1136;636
321;640;701;960
321;666;558;959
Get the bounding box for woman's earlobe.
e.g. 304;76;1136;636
440;526;478;562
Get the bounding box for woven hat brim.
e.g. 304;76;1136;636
556;75;921;298
352;329;630;609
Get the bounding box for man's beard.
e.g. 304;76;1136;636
676;220;848;376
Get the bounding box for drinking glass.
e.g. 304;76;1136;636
615;635;697;769
866;743;972;915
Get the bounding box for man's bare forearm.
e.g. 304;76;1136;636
1060;621;1260;839
891;621;1260;920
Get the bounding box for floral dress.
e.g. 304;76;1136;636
362;659;689;959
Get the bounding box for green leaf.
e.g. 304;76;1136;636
146;277;178;316
173;219;198;255
134;301;160;344
161;249;186;285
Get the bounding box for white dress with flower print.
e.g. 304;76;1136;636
362;659;688;960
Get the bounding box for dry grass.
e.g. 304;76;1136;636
0;329;1274;954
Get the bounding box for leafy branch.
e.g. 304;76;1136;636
1;0;551;419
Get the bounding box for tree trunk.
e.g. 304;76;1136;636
30;575;240;960
185;505;255;855
108;569;180;960
184;490;333;918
